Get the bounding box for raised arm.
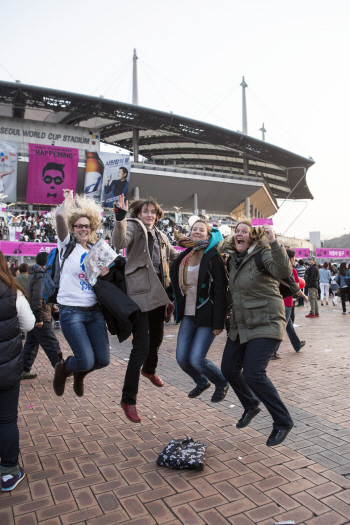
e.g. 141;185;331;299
260;225;292;279
111;193;134;249
55;189;74;242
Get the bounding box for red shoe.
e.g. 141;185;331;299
141;370;164;387
315;314;320;317
305;313;316;318
120;402;141;423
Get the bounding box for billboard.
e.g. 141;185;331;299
84;152;131;208
26;143;79;205
0;116;100;150
293;248;310;258
0;140;18;203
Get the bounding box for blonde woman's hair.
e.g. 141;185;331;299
64;194;102;244
223;216;265;252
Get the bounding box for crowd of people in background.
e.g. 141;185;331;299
1;192;350;493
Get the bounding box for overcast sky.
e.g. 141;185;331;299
2;0;349;240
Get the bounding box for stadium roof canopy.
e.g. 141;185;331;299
0;81;314;214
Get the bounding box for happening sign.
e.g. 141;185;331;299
26;144;79;205
0;241;57;256
316;248;350;258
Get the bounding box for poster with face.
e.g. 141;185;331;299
0;140;18;203
99;153;131;208
26;144;79;205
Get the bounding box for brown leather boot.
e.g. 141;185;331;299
73;371;89;397
53;359;72;396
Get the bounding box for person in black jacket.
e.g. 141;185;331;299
21;252;62;379
305;256;319;318
0;251;35;492
170;221;229;403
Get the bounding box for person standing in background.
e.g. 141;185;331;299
319;262;331;306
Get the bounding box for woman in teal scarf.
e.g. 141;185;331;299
170;220;229;403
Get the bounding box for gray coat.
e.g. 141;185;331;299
112;218;178;312
228;239;292;343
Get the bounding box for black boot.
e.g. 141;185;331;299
53;359;72;396
73;371;89;397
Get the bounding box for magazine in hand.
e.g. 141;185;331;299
84;239;118;286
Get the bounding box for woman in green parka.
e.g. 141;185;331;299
221;218;294;447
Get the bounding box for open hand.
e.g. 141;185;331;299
63;189;74;206
116;193;128;211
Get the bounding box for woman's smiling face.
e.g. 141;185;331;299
234;223;252;252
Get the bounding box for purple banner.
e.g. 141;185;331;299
0;241;57;256
316;248;350;258
26;143;79;205
293;248;310;258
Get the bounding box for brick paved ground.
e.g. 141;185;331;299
1;300;350;524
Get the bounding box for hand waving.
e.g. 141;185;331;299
116;193;128;211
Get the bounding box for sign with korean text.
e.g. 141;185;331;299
0;241;57;256
26;144;79;205
316;248;350;258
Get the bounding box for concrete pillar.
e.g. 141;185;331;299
132;129;139;163
245;197;250;218
133;186;140;200
194;193;198;215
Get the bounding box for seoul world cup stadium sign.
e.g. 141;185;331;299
0;117;100;149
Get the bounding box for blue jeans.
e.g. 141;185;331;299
275;306;301;354
59;306;110;373
176;316;228;389
0;382;20;476
221;336;293;430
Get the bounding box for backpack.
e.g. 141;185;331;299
41;234;77;303
156;436;207;471
254;250;300;299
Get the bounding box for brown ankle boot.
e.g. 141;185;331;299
53;360;72;396
73;371;89;397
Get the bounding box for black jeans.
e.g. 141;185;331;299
221;337;293;430
340;287;350;313
0;382;20;476
22;321;62;372
122;305;165;405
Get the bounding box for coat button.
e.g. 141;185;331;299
146;265;149;268
144;249;146;252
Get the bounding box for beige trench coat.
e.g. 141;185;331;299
112;218;178;312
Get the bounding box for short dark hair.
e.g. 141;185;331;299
129;198;164;221
42;162;65;179
36;251;48;266
286;249;296;259
119;166;128;177
19;263;28;273
298;259;304;265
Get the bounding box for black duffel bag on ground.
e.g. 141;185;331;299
156;436;207;471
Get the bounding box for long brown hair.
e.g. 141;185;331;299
0;251;26;297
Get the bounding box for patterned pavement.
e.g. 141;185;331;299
1;300;350;524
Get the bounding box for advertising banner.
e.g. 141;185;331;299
0;140;18;203
26;144;79;205
84;152;131;208
0;241;57;256
293;248;310;258
316;248;350;258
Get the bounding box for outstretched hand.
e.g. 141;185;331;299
63;189;74;206
116;193;128;211
262;224;276;243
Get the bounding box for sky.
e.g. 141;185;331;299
2;0;349;240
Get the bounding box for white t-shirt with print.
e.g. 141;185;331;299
57;233;97;307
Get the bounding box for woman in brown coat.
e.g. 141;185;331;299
112;194;178;423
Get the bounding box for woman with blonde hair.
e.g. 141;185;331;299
221;218;294;447
53;190;110;397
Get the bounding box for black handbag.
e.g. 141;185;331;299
156;436;207;471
